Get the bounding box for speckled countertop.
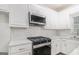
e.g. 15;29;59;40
9;39;32;46
53;35;79;41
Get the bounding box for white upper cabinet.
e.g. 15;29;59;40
8;4;29;28
44;11;58;29
55;13;71;29
1;4;79;29
29;5;41;15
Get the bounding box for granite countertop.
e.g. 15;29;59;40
9;39;32;46
53;35;74;39
53;35;79;42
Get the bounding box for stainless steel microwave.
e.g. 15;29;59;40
29;12;46;26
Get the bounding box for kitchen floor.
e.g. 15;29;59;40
56;52;66;55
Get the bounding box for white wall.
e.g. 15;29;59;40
0;12;10;52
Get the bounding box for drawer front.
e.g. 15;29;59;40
9;44;32;54
10;51;32;55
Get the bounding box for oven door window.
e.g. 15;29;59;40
33;45;51;55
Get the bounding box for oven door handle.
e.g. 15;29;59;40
33;42;51;49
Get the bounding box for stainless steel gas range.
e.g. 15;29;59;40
27;36;51;55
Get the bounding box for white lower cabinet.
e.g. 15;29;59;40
51;39;61;55
52;39;79;55
61;40;68;54
61;39;79;54
51;41;58;55
11;51;32;55
9;43;32;55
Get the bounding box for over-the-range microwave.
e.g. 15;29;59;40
29;12;46;26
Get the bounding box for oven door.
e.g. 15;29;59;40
33;45;51;55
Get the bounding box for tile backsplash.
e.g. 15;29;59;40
11;26;72;41
55;29;73;39
26;26;56;38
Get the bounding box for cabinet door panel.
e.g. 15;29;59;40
11;51;32;55
10;44;32;54
9;4;28;27
51;42;58;55
61;40;67;54
51;40;61;55
65;40;79;54
61;40;79;54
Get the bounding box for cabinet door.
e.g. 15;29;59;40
61;40;67;54
11;51;32;55
61;40;79;54
51;40;61;55
61;40;72;54
29;4;45;16
56;39;62;53
9;43;32;55
51;40;58;55
66;40;79;54
9;4;29;28
9;44;32;54
58;11;72;29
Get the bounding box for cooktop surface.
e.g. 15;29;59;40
27;36;51;45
